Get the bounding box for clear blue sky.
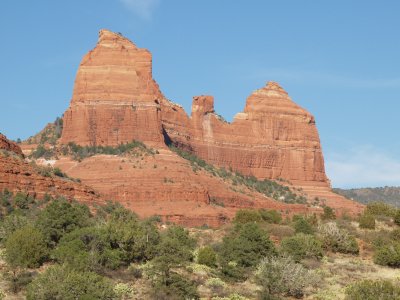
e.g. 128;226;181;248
1;0;399;188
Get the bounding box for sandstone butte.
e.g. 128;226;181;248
0;133;101;205
20;29;363;226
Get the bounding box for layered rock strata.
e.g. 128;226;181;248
0;133;101;204
60;30;164;146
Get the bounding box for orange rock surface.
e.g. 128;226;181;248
60;30;164;146
0;133;23;156
0;133;101;204
54;148;319;227
53;29;364;224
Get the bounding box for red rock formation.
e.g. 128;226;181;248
0;133;23;156
0;133;101;204
57;29;363;223
162;82;328;186
54;148;320;227
60;30;164;146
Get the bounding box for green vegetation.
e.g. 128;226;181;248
345;279;400;300
373;242;400;267
5;226;48;269
62;141;156;161
26;266;117;300
358;212;376;229
169;145;307;204
321;205;336;220
365;201;397;217
280;233;323;262
318;222;359;254
219;223;276;280
197;246;217;267
256;255;319;299
293;216;315;234
36;198;92;247
2;187;400;299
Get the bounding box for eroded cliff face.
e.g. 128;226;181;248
61;30;329;186
162;82;328;186
60;30;164;146
56;29;364;222
0;133;23;156
0;133;101;204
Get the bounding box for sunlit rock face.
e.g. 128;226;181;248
61;29;164;146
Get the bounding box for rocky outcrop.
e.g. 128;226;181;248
0;133;101;204
162;82;328;186
56;29;363;223
0;133;23;156
54;147;320;227
60;30;165;146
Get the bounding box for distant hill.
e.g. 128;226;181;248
334;186;400;207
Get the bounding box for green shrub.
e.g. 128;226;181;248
259;209;282;224
359;213;376;229
35;198;92;247
293;217;314;234
52;226;123;272
366;202;397;218
345;279;400;300
255;255;320;298
321;206;336;220
318;222;359;254
233;209;262;224
218;223;276;281
280;233;323;262
197;246;217;267
391;229;400;241
152;273;199;300
26;266;116;300
5;226;48;269
394;210;400;226
374;242;400;267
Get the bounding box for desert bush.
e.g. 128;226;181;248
318;222;359;254
394;210;400;226
26;265;116;300
35;198;92;247
259;209;282;224
266;224;295;240
114;283;134;299
219;223;276;269
5;226;48;269
293;217;314;235
0;212;29;241
255;255;320;298
359;213;376;229
233;209;262;224
321;206;336;220
391;228;400;241
212;294;250;300
280;233;323;262
366;202;397;218
373;242;400;267
197;246;217;267
345;279;400;300
151;272;199;300
52;226;123;272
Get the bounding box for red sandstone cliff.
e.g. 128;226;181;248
52;29;364;223
162;82;328;186
60;30;164;146
0;133;101;204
